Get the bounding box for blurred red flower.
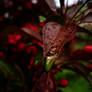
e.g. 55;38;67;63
8;33;21;44
18;42;26;51
58;79;68;87
26;46;37;55
84;45;92;53
24;23;39;32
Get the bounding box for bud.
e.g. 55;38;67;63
42;22;76;57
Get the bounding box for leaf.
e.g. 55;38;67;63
0;60;14;77
59;76;92;92
79;22;92;32
55;70;76;80
55;69;92;92
43;22;62;57
66;0;92;25
69;0;91;22
58;59;92;86
21;28;42;42
0;60;25;86
70;62;92;86
77;26;92;36
39;16;46;22
13;64;25;85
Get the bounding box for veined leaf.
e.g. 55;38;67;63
79;22;92;31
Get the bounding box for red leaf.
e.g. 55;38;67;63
8;33;21;44
21;28;42;42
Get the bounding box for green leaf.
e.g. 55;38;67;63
0;60;14;77
59;76;92;92
55;70;76;80
39;16;46;22
55;69;92;92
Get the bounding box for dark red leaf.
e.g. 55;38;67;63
21;28;42;42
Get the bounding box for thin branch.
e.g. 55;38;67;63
64;0;68;19
76;9;92;24
73;8;89;23
66;0;80;20
67;0;91;25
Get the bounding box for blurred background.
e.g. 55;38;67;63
0;0;92;92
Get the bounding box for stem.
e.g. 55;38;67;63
60;0;64;15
